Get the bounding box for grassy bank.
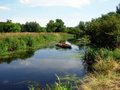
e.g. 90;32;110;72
0;32;73;57
80;48;120;90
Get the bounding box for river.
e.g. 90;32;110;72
0;41;86;90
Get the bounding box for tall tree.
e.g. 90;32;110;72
23;22;42;32
78;21;85;30
4;20;21;32
116;3;120;14
46;19;66;32
46;20;56;32
0;22;5;32
85;12;120;49
55;19;66;32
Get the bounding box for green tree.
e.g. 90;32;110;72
55;19;66;32
46;19;66;32
116;3;120;14
76;21;86;38
78;21;85;30
85;12;120;49
46;20;56;32
6;19;12;23
4;21;21;32
23;22;43;32
67;27;80;34
0;22;5;32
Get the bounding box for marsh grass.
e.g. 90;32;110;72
80;71;120;90
84;47;120;66
28;75;75;90
0;33;73;56
80;47;120;90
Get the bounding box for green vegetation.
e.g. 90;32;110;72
0;19;66;33
0;33;73;57
22;22;45;32
80;49;120;90
45;75;73;90
84;48;120;70
116;3;120;14
85;12;120;49
0;20;21;32
77;3;120;90
46;19;66;32
29;75;79;90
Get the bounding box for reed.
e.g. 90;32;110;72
0;33;73;55
80;47;120;90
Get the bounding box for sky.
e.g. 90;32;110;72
0;0;120;27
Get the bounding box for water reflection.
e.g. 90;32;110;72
0;50;35;64
0;42;86;90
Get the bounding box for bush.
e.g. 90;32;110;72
85;12;120;49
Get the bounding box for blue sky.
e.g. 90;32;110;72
0;0;120;27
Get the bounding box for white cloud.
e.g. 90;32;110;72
19;0;30;4
19;0;92;8
0;6;10;10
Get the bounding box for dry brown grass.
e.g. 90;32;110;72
80;72;120;90
0;32;66;40
80;59;120;90
0;32;53;36
93;59;119;74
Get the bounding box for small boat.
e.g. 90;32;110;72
56;41;72;49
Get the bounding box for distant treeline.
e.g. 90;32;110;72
0;18;84;35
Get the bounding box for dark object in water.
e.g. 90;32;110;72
56;42;72;49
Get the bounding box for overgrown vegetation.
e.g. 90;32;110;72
29;75;80;90
79;3;120;90
80;49;120;90
0;33;73;56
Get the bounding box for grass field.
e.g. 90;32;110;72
0;32;73;56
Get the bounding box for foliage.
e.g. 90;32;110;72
78;21;86;31
67;27;80;34
116;3;120;14
55;19;66;32
2;21;21;32
0;33;73;55
84;47;120;65
46;20;57;32
28;85;35;90
84;12;120;49
0;22;5;32
46;19;66;32
29;75;75;90
0;21;45;32
22;22;44;32
52;75;72;90
81;48;120;90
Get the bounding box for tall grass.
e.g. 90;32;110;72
0;33;73;56
84;47;120;66
80;58;120;90
28;75;74;90
80;47;120;90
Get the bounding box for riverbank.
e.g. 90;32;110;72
80;48;120;90
0;32;73;58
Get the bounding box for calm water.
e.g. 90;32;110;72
0;42;86;90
